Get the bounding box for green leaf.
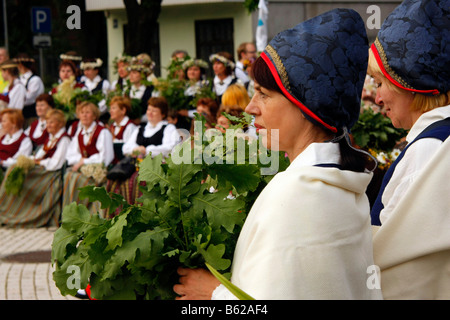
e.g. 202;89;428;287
138;153;169;191
205;263;255;300
166;158;202;207
101;228;169;280
78;186;127;213
105;208;130;251
59;202;104;234
191;187;246;233
201;244;231;271
210;164;261;194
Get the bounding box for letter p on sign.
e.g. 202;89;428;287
31;7;52;34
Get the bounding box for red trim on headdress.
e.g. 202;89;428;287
260;52;338;133
370;43;440;96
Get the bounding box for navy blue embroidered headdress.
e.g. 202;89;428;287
371;0;450;96
261;8;368;133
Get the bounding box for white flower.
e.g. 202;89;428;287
390;149;401;160
376;152;388;164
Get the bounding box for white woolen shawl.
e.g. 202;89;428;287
225;142;382;300
372;137;450;300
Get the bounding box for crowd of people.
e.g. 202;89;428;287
1;0;449;301
0;41;258;227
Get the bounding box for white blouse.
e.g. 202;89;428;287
1;129;33;168
19;71;45;106
123;120;180;158
3;78;26;110
111;116;137;143
33;128;70;171
24;118;46;139
65;121;114;167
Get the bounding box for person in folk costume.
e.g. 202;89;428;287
123;96;180;159
136;53;158;85
0;108;32;169
51;59;86;138
111;53;132;92
0;60;26;112
51;59;86;95
104;97;180;220
368;0;450;300
80;58;111;123
180;58;210;119
174;9;382;300
14;54;45;127
24;93;54;151
63;101;114;213
209;51;242;106
59;51;83;81
235;42;257;89
126;57;154;122
0;109;71;228
107;95;138;163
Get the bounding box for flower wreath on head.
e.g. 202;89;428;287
126;64;151;74
209;54;235;70
182;58;209;71
60;54;83;61
131;56;156;72
113;53;132;66
80;58;103;70
112;53;133;74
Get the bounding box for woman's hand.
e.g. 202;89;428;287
72;158;84;171
173;267;221;300
133;146;147;156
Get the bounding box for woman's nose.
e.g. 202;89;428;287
375;89;383;106
245;97;259;116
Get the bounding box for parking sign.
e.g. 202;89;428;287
32;7;51;34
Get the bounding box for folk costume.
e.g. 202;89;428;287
213;9;382;300
0;129;32;169
110;115;137;163
18;65;45;120
25;118;49;149
63;121;114;214
0;128;70;228
370;0;450;300
80;58;111;115
209;53;241;105
1;78;26;111
123;120;180;159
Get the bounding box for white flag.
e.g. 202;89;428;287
256;0;268;52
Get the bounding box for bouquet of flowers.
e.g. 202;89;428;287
4;155;35;196
80;163;107;185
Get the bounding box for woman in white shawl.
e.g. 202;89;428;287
173;9;382;300
368;0;450;300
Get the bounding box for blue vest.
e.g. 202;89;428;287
370;118;450;226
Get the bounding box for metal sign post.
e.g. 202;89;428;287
31;7;52;78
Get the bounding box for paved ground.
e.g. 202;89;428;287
0;227;78;300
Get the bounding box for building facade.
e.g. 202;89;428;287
85;0;401;81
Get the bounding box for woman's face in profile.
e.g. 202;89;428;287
245;82;307;154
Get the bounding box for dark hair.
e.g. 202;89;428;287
148;96;169;119
36;93;55;108
59;60;77;75
197;97;219;119
252;56;369;172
